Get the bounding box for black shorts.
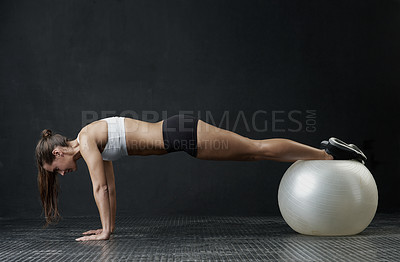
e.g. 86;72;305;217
162;114;199;157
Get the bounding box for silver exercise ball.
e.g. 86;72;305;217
278;160;378;236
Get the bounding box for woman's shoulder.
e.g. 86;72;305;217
77;120;108;144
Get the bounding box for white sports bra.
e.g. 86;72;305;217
77;117;128;161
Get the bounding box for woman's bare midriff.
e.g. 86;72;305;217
124;118;168;156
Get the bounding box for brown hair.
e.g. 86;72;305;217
35;129;69;226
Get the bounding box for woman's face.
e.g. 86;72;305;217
42;148;77;176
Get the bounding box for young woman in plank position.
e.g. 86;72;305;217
35;114;366;241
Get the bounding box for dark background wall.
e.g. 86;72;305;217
1;0;399;219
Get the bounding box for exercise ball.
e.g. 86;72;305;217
278;160;378;236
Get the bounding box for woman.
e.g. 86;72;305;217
35;114;366;241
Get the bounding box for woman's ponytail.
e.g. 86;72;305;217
35;129;69;226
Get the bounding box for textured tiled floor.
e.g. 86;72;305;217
0;214;399;261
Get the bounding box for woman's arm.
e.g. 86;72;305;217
80;161;117;236
75;134;111;241
104;161;116;233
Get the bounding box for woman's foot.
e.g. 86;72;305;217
321;137;367;164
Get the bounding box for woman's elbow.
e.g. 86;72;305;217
94;184;109;194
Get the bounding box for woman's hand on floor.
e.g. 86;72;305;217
82;229;104;236
75;229;110;241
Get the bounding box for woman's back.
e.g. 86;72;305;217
78;117;166;157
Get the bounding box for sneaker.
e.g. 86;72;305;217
320;137;367;164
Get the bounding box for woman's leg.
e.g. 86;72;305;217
196;120;333;162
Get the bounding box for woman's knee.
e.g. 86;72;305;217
239;140;263;161
253;139;284;160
